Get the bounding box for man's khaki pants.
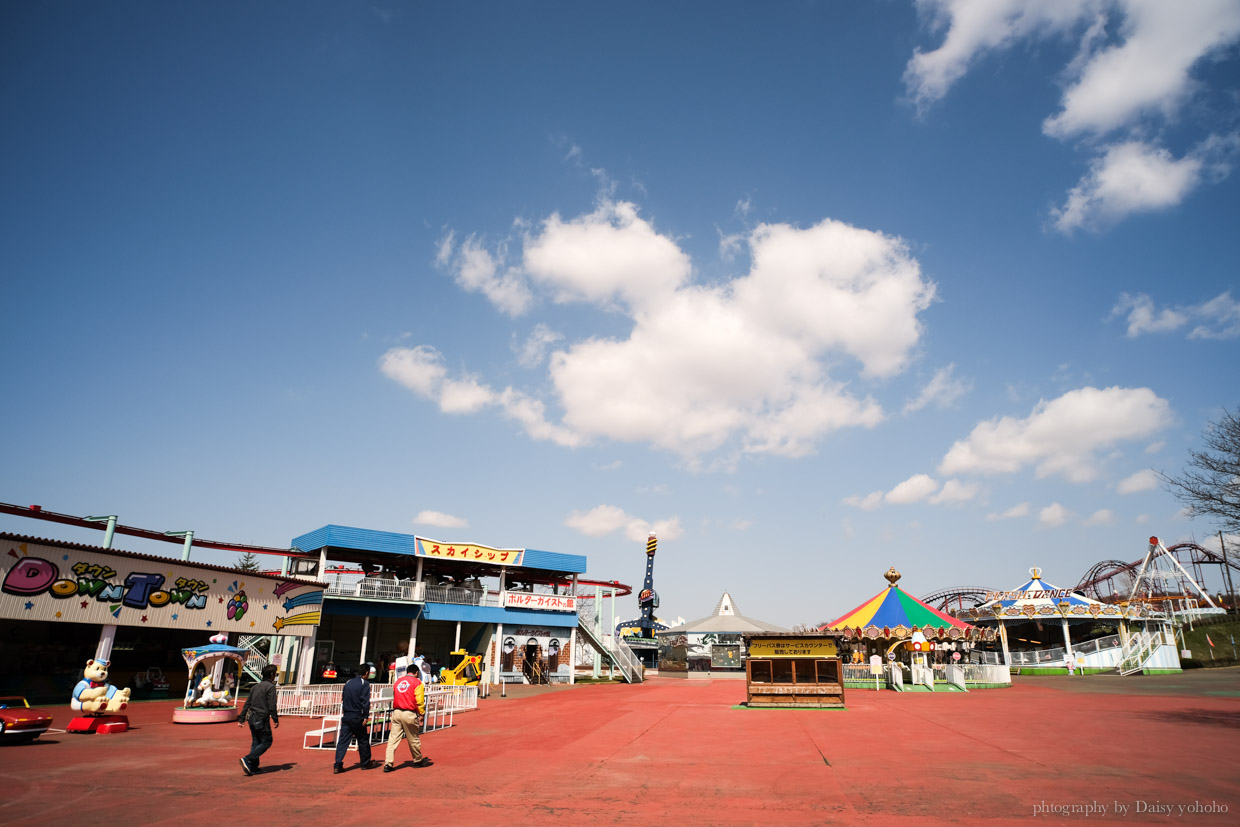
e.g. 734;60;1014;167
385;708;423;765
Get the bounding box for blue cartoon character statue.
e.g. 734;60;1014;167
71;659;132;715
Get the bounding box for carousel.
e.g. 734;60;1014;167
173;633;250;724
821;567;998;684
961;566;1178;674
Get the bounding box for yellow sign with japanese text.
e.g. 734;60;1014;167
748;638;838;658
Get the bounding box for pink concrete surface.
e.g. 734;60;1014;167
2;672;1238;824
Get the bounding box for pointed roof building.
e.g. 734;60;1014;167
662;590;790;635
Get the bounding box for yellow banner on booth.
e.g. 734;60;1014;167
749;638;838;658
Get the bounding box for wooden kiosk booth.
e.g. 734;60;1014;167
743;632;846;708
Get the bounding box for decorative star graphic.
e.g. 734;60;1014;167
141;615;148;623
81;601;88;609
262;604;268;610
250;621;255;627
24;601;33;610
55;611;62;618
219;597;224;603
206;620;213;627
171;613;179;620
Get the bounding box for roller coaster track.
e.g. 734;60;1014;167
920;587;995;613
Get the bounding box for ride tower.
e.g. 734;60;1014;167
638;533;660;640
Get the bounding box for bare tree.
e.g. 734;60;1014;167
1161;407;1240;535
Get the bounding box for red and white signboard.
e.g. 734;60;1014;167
503;592;576;612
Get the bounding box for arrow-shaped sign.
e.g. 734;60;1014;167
273;610;320;631
282;591;323;611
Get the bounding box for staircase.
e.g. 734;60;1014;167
574;604;643;683
1116;630;1158;676
236;635;271;683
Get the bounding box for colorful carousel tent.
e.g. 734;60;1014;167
822;567;991;644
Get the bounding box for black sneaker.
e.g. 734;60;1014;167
362;760;380;770
240;758;253;776
333;764;344;774
412;758;434;768
382;764;395;773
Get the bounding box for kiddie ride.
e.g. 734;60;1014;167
439;650;483;685
67;658;132;734
173;633;249;724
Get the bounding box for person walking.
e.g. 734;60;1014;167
335;663;379;773
239;664;280;776
384;669;433;772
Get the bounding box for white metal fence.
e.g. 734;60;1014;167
886;663;904;691
911;663;934;689
962;664;1011;684
321;572;425;602
945;663;968;690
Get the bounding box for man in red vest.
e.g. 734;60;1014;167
384;670;433;771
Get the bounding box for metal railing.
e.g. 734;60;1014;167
423;584;498;607
236;635;270;683
1071;634;1121;656
1007;646;1067;666
945;663;968;691
1118;630;1158;675
321;572;425;602
911;663;935;690
276;682;479;717
962;663;1011;684
886;663;904;691
574;600;642;683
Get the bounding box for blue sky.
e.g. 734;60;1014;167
3;1;1239;628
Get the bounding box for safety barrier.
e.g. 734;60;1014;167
945;663;968;691
277;683;394;717
910;663;935;690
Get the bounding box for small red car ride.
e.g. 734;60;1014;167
0;696;54;743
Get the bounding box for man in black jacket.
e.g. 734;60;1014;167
239;664;280;776
334;663;379;773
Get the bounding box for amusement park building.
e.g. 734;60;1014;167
0;531;324;700
657;591;790;678
290;525;593;685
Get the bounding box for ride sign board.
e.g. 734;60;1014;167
503;592;576;612
413;537;525;566
748;637;838;659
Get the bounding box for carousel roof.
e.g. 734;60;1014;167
181;642;249;666
966;566;1137;622
822;567;974;635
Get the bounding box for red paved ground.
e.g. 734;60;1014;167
2;672;1238;825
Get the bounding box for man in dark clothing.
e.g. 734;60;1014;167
334;663;379;773
239;664;280;776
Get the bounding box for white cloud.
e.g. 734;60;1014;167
903;0;1097;113
929;478;980;505
437;233;533;317
1043;0;1240;139
906;1;1240;232
939;386;1173;482
904;363;972;413
886;473;941;504
1136;513;1150;524
564;505;683;542
398;201;939;462
523;200;690;311
844;491;884;511
1084;509;1115;526
987;502;1031;521
1117;468;1158;494
412;510;468;528
1111;290;1240;339
1039;502;1073;528
1111;292;1191;336
732;519;754;531
513;324;565;368
1052;141;1205;233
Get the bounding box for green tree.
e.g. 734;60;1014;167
1162;407;1240;536
236;552;261;572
